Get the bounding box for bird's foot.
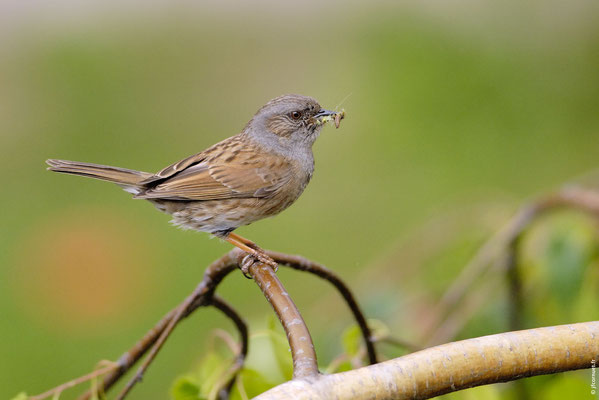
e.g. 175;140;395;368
225;232;278;276
254;250;278;271
239;251;278;278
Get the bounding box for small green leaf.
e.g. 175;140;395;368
331;360;353;373
89;373;108;400
342;325;361;358
539;373;588;400
10;393;28;400
196;352;229;395
171;376;202;400
366;319;391;339
230;368;276;400
543;222;594;310
265;319;293;380
171;349;231;400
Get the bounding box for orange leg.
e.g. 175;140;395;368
228;232;261;250
225;232;278;273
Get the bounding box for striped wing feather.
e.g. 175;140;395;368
136;139;291;201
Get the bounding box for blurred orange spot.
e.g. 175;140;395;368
12;207;158;335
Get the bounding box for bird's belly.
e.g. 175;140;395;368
160;193;300;235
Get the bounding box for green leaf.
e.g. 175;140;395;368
171;376;202;400
366;319;391;339
265;318;293;380
543;221;594;310
10;393;28;400
332;360;353;373
196;352;229;395
230;368;276;400
539;373;589;400
89;372;108;400
171;349;232;400
342;325;361;358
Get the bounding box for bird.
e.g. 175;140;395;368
46;94;345;272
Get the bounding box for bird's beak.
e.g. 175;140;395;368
313;109;345;129
314;109;337;118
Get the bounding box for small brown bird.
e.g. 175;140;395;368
47;94;344;270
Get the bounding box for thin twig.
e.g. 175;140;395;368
113;284;211;398
211;329;241;355
266;251;378;365
209;296;249;398
245;256;319;378
422;207;536;343
506;241;524;332
425;275;499;345
426;187;599;345
375;335;421;353
115;250;243;399
79;249;242;400
29;364;116;400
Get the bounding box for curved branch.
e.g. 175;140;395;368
503;187;599;333
115;250;244;399
427;187;599;345
255;321;599;400
266;251;377;365
44;249;364;399
245;257;319;378
78;249;242;400
209;296;249;397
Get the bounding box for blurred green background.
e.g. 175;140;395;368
2;1;599;398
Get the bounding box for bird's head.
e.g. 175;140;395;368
245;94;344;149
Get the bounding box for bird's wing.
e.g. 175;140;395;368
136;142;292;201
138;152;208;185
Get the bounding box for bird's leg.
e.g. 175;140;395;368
227;232;262;250
225;232;278;274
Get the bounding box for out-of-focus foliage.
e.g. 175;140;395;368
171;321;283;400
171;319;393;400
2;0;599;398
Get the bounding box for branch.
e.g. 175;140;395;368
115;250;246;399
38;249;367;399
78;249;241;400
245;256;319;378
209;296;249;398
427;187;599;345
266;251;377;365
506;241;524;332
29;364;116;400
254;321;599;400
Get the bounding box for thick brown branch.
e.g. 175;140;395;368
266;251;377;365
255;321;599;400
245;257;319;378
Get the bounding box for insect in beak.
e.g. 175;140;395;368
314;109;345;129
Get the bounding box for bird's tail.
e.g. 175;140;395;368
46;159;154;194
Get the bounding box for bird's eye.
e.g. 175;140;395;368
290;111;302;120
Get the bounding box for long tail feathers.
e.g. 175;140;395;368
46;159;154;194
